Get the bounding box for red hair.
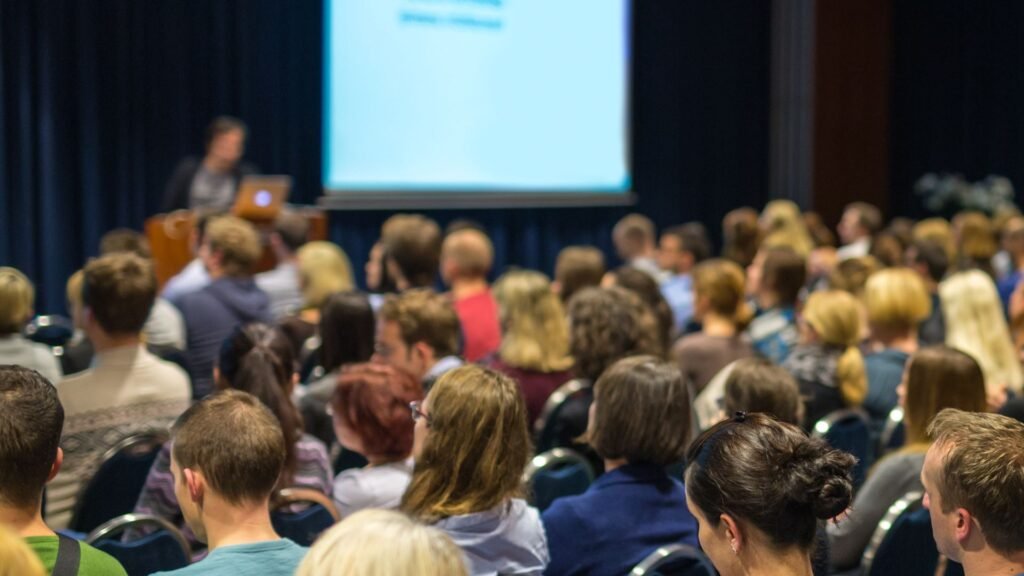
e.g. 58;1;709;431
332;364;422;460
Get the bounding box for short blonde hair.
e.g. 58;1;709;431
0;267;33;334
205;215;262;276
0;523;45;576
441;229;493;279
493;270;573;372
803;290;866;406
760;200;814;257
296;509;467;576
864;268;931;332
297;241;354;309
693;259;753;330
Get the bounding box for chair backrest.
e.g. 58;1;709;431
630;544;717;576
70;431;169;533
86;513;191;576
533;378;589;453
270;487;340;546
811;408;872;488
862;491;962;576
522;448;595;511
24;314;74;347
878;406;906;457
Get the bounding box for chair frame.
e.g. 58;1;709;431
878;406;905;456
533;378;589;438
85;512;192;564
860;491;922;575
521;447;596;486
810;408;871;439
630;543;716;576
271;487;342;522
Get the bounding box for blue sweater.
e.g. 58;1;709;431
541;464;698;576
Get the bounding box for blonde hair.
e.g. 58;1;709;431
441;229;493;279
493;270;573;372
693;259;753;331
760;200;815;257
864;268;932;332
0;267;34;334
901;346;987;448
297;241;354;309
940;270;1024;394
205;215;262;276
0;524;45;576
295;510;467;576
803;290;866;406
913;218;957;265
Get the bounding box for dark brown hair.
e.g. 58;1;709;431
319;291;375;373
0;366;63;508
378;290;460;359
609;266;675;352
205;116;247;148
332;363;423;461
846;202;883;235
760;247;806;307
567;287;662;382
903;347;987;446
273;211;310;253
723;358;802;426
555;246;606;304
382;215;442;289
722;208;761;267
82;253;157;335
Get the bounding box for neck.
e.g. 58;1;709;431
89;332;141;353
202;500;280;551
963;550;1024;576
451;278;488;300
703;313;737;337
603;458;628;473
0;504;54;538
873;329;918;354
738;546;814;576
203;154;231;173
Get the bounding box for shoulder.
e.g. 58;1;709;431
79;541;130;576
541;491;592;535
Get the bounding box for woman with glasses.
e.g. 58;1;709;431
402;365;548;576
685;413;855;576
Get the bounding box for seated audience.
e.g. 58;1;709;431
721;357;803;426
656;223;710;334
364;241;397;296
745;246;805;364
0;267;61;384
162;210;219;305
685;413;855;576
828;346;987;570
279;241;355;366
998;215;1024;311
133;323;331;548
151;390;309;575
604;265;675;354
255;211;309;320
613;213;664;282
178;215;271;398
552;245;605;304
329;363;421;516
721;207;761;268
759;199;814;257
542;357;697;576
401;365;548;576
921;409;1024;576
50;253;190;528
161;116;257;212
295;509;467;576
486;270;574;425
382;214;442;290
953;211;998;278
372;289;462;390
837;202;882;260
804;211;837;248
440;227;501;362
0;366;128;575
783;290;866;428
913;217;958;268
674;259;755;395
905;239;950;346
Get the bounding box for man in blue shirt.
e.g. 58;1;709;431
657;223;710;335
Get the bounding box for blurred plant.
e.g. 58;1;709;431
915;173;1016;216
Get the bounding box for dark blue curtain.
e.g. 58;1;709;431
2;0;771;313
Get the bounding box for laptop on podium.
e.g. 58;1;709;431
232;175;291;221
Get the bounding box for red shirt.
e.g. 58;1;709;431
453;289;502;362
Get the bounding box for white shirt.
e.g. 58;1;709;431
332;458;414;517
0;334;62;385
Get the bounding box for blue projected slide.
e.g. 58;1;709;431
324;0;631;198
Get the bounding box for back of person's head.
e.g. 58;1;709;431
887;217;915;248
0;268;34;335
954;211;998;270
723;358;802;426
296;509;468;576
588;356;689;466
379;289;460;360
204;215;262;277
864;268;931;334
297;241;355;309
1001;215;1024;257
662;223;712;263
492;270;573;373
613;213;656;259
567;286;662;382
844;202;883;237
693;259;753;330
685;413;855;554
332;363;422;462
607;266;675;352
0;524;45;576
440;228;494;283
402;365;530;522
217;323;302;484
99;228;152;259
382;214;442;289
0;366;63;509
803;211;837;248
82;252;157;336
902;347;987;447
908;239;949;284
759;202;815;258
802;290;866;406
913;217;957;265
172;389;285;504
272;211;310;254
925;409;1024;557
940;270;1023;393
758;247;806;308
828;255;881;297
554;246;606;304
319;291;375;373
722;208;762;267
869;232;906;268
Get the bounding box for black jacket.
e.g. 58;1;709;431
161;156;260;212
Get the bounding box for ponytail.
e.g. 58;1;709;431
836;345;866;407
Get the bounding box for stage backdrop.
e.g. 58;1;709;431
1;0;771;313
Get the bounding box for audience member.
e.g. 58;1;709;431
613;213;663;281
803;211;837;248
150;390;308;575
921;409;1024;576
178;215;271;398
382;214;442;290
759;199;814;257
745;246;805;364
953;211;998;278
997;215;1024;312
0;267;62;384
837;202;882;260
906;239;950;346
552;246;605;304
486;270;574;425
50;253;190;528
373;289;462;389
162;116;257;212
0;366;128;575
295;509;467;576
330;363;421;516
401;365;548;576
656;223;710;334
440;227;501;362
721;357;803;426
674;259;755;395
722;207;761;267
279;241;355;366
543;357;697;576
255;211;309;319
783;290;866;428
869;231;906;268
685;413;854;576
828;347;987;570
913;217;958;269
162;210;219;305
604;265;675;354
364;241;397;296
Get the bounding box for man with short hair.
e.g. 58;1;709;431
657;223;710;334
837;202;883;260
613;213;663;281
922;409;1024;576
178;215;271;398
255;211;309;319
0;366;128;575
50;253;192;528
381;214;442;290
745;246;806;364
151;390;307;575
553;246;606;305
440;227;501;362
372;289;462;389
906;239;950;346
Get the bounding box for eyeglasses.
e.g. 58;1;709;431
409;401;430;424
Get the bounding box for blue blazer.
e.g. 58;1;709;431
541;464;698;576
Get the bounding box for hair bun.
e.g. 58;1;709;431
786;441;856;520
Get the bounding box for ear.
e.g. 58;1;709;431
412;341;434;365
184;468;205;504
47;447;64;483
550;281;562;295
720;513;744;553
954;508;973;544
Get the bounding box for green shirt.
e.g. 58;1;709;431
25;536;128;576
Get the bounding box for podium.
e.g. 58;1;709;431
145;208;328;289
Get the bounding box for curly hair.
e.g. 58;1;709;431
566;287;662;382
